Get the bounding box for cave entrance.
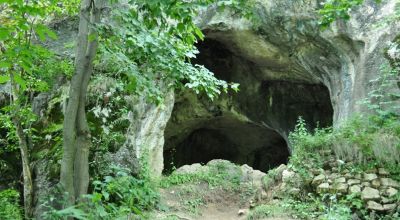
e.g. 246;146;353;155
163;116;289;173
163;36;333;174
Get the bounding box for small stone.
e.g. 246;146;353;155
367;201;384;211
386;187;398;198
341;169;350;174
274;164;287;180
381;178;400;188
349;185;361;194
344;173;352;178
317;183;330;193
361;187;381;201
354;174;362;180
378;168;390;176
381;197;391;204
335;177;346;183
362;182;371;187
333;183;348;193
282;170;296;183
366;168;377;173
238;209;248;216
348;179;361;186
332;167;339;172
383;204;397;211
364;173;378;181
312;174;326;185
288;188;301;195
311;169;321;175
330;173;340;179
371;179;381;188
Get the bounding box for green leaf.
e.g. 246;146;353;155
35;24;58;41
0;75;10;84
13;74;26;90
194;27;204;40
88;33;97;42
0;28;10;41
0;61;11;68
177;23;185;32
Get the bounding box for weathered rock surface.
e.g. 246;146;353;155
362;187;381;201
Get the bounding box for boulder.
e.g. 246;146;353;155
367;201;384;211
282;170;296;183
364;173;378;181
371;179;381;188
333;183;348;194
362;182;371;187
335;177;346;183
348;179;361;186
361;187;380;201
349;185;361;194
312;174;326;186
381;178;400;188
382;204;397;212
378;168;390;176
317;183;330;193
354;174;362;180
385;187;398;198
274;164;288;181
175;163;205;174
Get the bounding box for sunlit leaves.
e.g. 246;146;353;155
318;0;381;28
100;0;247;103
0;75;10;84
35;24;58;41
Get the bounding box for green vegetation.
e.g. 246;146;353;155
42;166;159;219
0;189;23;220
279;88;400;218
160;161;242;190
0;0;399;219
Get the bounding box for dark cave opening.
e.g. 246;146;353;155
164;117;289;173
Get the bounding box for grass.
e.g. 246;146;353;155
247;203;289;220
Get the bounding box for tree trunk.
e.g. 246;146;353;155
9;72;33;218
60;0;104;207
15;121;34;218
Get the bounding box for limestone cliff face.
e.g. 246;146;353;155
163;0;400;173
193;0;399;124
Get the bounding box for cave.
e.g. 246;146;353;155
164;116;289;173
163;37;334;173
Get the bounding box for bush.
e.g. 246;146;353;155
42;166;159;220
0;189;23;220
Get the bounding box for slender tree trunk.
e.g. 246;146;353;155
60;0;104;207
15;121;34;218
9;72;33;218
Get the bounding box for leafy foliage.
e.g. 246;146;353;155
0;189;23;220
318;0;381;28
98;0;250;103
42;166;159;220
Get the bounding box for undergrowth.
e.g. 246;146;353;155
0;189;23;220
41;166;159;220
160;160;242;190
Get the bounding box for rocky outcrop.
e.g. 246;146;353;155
196;0;400;124
109;90;175;177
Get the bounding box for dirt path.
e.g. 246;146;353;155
150;160;295;220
